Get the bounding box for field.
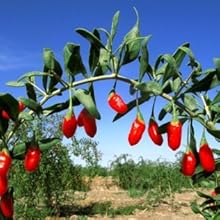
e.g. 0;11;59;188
46;176;204;220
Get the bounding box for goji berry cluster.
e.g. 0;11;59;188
0;101;42;218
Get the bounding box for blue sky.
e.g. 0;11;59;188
1;1;220;166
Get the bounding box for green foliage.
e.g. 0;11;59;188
10;114;86;218
110;154;191;204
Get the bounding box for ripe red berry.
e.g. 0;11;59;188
18;101;25;112
0;149;12;177
108;91;128;114
24;147;41;172
77;108;97;137
128;114;146;146
181;150;197;176
0;192;13;218
148;119;163;146
1;111;10;120
0;176;8;197
62;112;77;138
167;120;182;150
199;143;215;173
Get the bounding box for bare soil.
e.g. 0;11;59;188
46;176;205;220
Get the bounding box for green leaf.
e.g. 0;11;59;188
213;91;220;105
74;89;101;119
192;168;213;184
43;49;63;92
155;54;178;83
188;121;199;162
196;191;213;200
113;95;149;122
173;42;190;68
39;138;60;152
186;70;219;93
89;29;101;73
18;112;34;121
121;7;142;65
158;102;172;121
25;83;37;101
122;37;143;65
43;97;80;116
18;71;49;82
214;58;220;72
123;7;139;42
75;28;106;49
110;11;120;43
190;201;201;214
139;37;151;81
19;97;42;114
162;80;172;94
6;81;25;87
0;93;19;121
135;81;162;96
183;94;198;111
94;48;111;76
172;77;182;93
12;142;26;159
206;127;220;140
63;43;87;77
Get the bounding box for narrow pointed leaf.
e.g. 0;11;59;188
186;70;218;92
173;42;190;68
39;138;60;151
43;49;63;92
75;28;106;49
0;93;19;121
19;97;42;114
213;91;220;104
158;102;172;121
12;142;27;159
135;81;162;96
18;112;34;121
6;81;25;87
110;11;120;42
18;71;49;82
139;36;151;81
89;29;101;73
214;58;220;72
74;89;101;119
94;48;110;76
25;83;37;101
64;43;87;77
183;94;198;111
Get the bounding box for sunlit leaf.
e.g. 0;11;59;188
135;81;162;96
39;138;60;152
64;43;87;77
75;28;106;49
6;81;25;87
74;89;101;119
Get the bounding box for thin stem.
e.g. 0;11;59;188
200;94;211;120
27;80;47;96
175;70;194;98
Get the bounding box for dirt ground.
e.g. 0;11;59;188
46;176;204;220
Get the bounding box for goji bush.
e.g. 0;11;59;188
0;7;220;218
